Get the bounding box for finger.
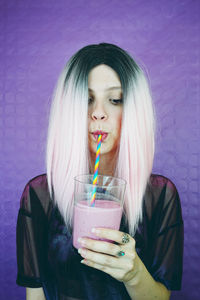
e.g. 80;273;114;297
79;238;120;256
81;258;122;278
91;228;135;247
79;238;135;259
79;248;120;268
78;247;135;268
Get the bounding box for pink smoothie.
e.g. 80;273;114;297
73;199;122;249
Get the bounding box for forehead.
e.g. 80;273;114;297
88;64;121;92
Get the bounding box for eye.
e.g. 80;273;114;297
88;97;94;104
109;99;123;105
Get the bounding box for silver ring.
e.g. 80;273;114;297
122;233;130;244
117;250;125;257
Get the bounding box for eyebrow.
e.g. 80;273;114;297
88;86;122;92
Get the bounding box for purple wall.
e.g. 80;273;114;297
0;1;199;299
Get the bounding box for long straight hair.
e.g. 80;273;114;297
46;43;156;236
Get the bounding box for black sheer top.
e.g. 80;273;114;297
16;174;184;300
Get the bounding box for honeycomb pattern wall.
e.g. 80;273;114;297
0;1;199;299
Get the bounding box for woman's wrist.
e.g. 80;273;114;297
123;252;144;287
123;254;171;300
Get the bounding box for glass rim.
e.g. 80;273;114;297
74;173;127;188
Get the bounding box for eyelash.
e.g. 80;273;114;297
88;98;123;105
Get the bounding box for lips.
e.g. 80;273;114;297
92;130;108;142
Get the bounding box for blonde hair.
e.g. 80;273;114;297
46;43;156;236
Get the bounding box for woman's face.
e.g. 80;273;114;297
88;64;123;156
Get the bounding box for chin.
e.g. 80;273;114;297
93;144;113;156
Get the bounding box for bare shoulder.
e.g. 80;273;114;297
26;287;46;300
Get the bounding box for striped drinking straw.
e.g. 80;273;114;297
90;134;102;207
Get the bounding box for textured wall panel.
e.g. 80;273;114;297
0;0;199;299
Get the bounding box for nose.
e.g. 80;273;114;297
90;102;108;121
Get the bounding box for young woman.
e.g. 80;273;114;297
16;43;183;300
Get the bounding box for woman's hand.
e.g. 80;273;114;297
77;228;142;285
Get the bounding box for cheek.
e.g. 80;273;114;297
115;112;122;132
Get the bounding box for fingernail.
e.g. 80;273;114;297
78;248;86;256
80;259;85;264
91;228;100;234
78;238;86;245
81;259;88;265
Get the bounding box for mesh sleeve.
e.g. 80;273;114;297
149;179;184;290
16;182;48;288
